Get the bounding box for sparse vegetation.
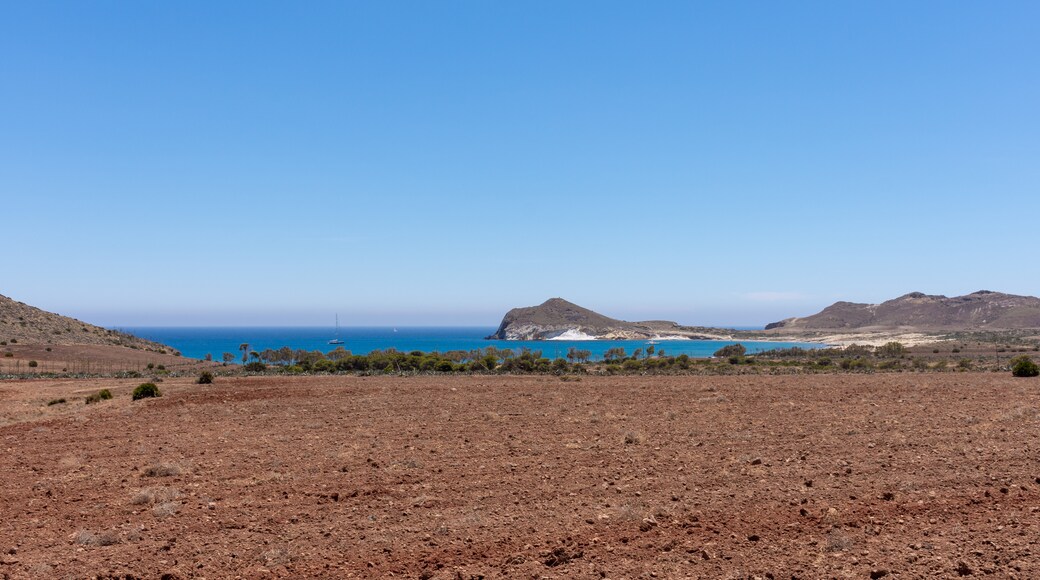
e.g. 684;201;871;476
85;390;112;404
197;371;214;384
132;383;162;400
28;360;38;367
47;398;66;406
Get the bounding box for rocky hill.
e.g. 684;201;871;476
0;293;176;354
766;290;1040;331
488;298;723;340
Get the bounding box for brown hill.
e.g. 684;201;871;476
766;290;1040;331
488;298;721;340
0;293;176;354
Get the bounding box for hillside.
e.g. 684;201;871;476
766;290;1040;331
488;298;722;340
0;293;176;354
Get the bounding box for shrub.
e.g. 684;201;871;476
85;390;111;404
47;398;66;406
3;352;11;357
875;342;906;358
156;364;166;371
714;343;747;358
132;383;162;400
28;360;38;368
146;363;154;370
242;362;266;372
197;371;214;384
840;358;873;371
1011;356;1040;378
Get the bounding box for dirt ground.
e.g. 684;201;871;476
0;344;213;376
2;373;1040;579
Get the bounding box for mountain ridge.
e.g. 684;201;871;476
765;290;1040;331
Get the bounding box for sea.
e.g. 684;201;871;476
122;327;825;361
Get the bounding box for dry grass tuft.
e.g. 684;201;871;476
142;463;182;477
73;530;120;546
152;501;181;518
130;487;180;505
623;431;645;445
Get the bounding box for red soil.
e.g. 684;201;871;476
2;373;1039;578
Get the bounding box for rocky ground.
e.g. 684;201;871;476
2;373;1040;578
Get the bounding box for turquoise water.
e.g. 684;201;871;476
123;327;824;361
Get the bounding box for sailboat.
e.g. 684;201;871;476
328;314;345;345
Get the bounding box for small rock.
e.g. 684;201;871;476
750;458;762;466
870;569;888;579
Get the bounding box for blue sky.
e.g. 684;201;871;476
2;1;1039;326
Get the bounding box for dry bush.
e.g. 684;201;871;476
826;528;853;552
142;463;182;477
152;501;181;518
623;431;645;445
260;548;292;567
130;487;180;505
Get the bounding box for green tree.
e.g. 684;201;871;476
714;343;746;358
222;352;235;365
875;342;906;358
603;347;626;362
239;343;250;364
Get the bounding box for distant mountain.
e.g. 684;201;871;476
488;298;721;340
766;290;1040;331
0;293;176;353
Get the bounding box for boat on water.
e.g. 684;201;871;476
328;314;345;345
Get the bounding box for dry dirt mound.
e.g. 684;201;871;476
2;373;1040;578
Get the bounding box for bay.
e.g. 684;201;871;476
123;326;825;361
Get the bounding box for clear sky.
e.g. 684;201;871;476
3;1;1039;327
